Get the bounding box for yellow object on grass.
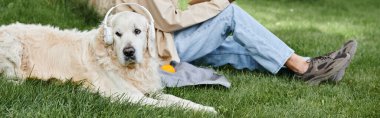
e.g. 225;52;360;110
161;64;176;73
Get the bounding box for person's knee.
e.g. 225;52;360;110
219;4;235;16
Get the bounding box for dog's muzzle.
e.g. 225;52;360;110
123;47;136;61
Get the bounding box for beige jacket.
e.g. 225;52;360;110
89;0;230;63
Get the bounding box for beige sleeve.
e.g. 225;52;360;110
146;0;230;32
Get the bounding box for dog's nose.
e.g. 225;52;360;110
123;47;135;57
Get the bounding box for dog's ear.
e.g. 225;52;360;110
93;25;113;56
96;24;113;46
146;22;157;58
96;25;107;46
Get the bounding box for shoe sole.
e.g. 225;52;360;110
331;40;358;82
306;54;351;85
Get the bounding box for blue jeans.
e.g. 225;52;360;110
174;4;294;74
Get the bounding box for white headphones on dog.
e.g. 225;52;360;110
103;3;155;45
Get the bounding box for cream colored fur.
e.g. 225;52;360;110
0;11;216;113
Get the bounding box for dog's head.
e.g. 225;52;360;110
104;11;155;66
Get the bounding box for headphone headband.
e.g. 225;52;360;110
103;3;154;29
103;3;155;45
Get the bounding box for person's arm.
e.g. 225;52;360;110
145;0;230;32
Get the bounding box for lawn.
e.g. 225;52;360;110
0;0;379;117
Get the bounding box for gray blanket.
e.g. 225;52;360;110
160;62;231;88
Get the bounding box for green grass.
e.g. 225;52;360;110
1;0;379;117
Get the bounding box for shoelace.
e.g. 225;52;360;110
311;56;332;64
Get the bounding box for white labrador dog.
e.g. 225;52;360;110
0;9;216;113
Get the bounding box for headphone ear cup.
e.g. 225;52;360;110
103;26;113;45
149;25;155;41
147;25;157;58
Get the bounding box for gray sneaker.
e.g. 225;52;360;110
326;40;358;83
301;53;351;85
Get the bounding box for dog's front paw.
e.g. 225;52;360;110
202;106;217;114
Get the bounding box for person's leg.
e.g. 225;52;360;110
220;4;353;84
227;4;297;74
174;4;352;85
175;4;296;74
173;9;234;62
194;36;308;73
192;36;263;71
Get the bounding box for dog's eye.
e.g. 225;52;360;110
115;32;122;37
134;29;141;35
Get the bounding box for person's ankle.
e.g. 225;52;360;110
289;62;308;75
285;54;309;75
298;62;309;74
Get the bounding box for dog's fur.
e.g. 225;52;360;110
0;11;216;113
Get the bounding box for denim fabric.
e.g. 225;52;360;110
174;4;294;74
